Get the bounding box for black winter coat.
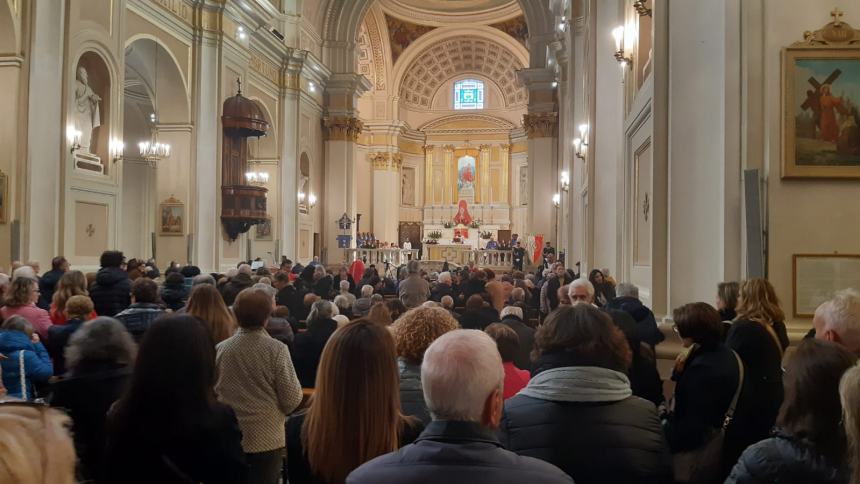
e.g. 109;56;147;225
50;362;132;482
499;315;535;371
398;358;429;424
291;318;338;388
605;308;665;406
604;296;664;348
724;320;785;466
89;267;131;317
458;307;499;331
725;431;848;484
430;283;456;302
220;274;253;307
662;342;740;453
38;269;64;310
46;318;86;375
160;284;189;312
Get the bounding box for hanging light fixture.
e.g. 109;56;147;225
139;43;171;166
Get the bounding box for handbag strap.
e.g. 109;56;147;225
762;321;785;359
18;350;27;401
722;350;745;429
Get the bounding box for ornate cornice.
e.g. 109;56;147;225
522;112;558;139
323;116;364;142
370;152;403;171
795;8;860;46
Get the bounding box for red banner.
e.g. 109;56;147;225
533;234;543;264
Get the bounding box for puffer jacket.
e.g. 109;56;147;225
725;430;848;484
500;358;673;484
604;296;664;348
220;273;254;307
399;358;429;424
89;267;132;317
0;330;53;399
159;284;189;312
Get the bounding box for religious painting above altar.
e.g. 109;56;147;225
457;155;477;202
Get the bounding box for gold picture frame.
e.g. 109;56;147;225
255;217;273;241
158;195;184;236
782;11;860;178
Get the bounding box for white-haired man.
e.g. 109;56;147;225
604;282;664;349
568;278;596;306
353;284;375;317
814;289;860;354
431;271;456;302
347;330;572;484
338;279;356;306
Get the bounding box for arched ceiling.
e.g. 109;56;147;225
399;36;527;109
376;0;520;25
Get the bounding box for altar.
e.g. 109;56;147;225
423;244;474;265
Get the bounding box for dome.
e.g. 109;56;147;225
222;90;268;137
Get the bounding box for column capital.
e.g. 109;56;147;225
478;144;492;151
522;112;558;139
369;152;402;171
323;116;363;142
442;144;456;152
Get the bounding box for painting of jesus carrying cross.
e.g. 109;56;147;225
783;9;860;178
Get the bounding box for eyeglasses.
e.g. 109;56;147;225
570;294;590;301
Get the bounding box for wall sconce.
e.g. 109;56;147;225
309;81;316;93
573;138;585;160
551;80;558;88
109;137;125;163
552;193;561;208
612;26;633;68
557;16;567;33
236;25;247;41
560;171;570;191
297;191;306;203
66;126;82;153
308;193;317;208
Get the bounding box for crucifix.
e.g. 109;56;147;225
800;68;842;119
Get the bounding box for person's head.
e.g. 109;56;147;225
99;250;125;269
302;319;405;482
422;330;505;427
392;307;459;363
557;284;571;306
438;271;452;286
568;278;595;305
0;405;76;484
616;282;639;299
281;258;293;272
313;265;326;281
840;365;860;483
466;294;485;312
588;269;605;285
384;298;407;321
26;260;40;275
64;295;94;320
232;288;274;329
672;302;723;348
130;278;158;305
51;256;69;272
191;274;216;286
545;241;551;247
112;316;218;433
225;267;239;279
814;289;860;354
51;270;89;313
485;323;520;364
370;293;384;305
271;271;290;290
360;284;374;298
64;316;136;373
308;299;338;325
11;266;36;282
367;302;393;326
406;259;421;275
237;264;252;276
500;305;523;321
778;338;857;460
333;295;352;314
5;277;38;307
440;295;454;309
339;280;351;293
164;272;185;287
303;292;320;307
1;316;34;338
510;287;525;303
533;304;632;373
716;281;740;312
185;284;237;343
179;265;201;278
736;278;784;324
554;263;566;278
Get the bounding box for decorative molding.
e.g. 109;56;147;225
370;152;403;171
420;113;516;132
522;112;558;138
796;8;860;45
151;0;193;26
489;15;528;47
323;116;364;141
363;11;387;91
250;52;280;86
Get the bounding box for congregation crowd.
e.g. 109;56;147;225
1;251;859;484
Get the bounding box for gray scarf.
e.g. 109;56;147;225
519;366;633;402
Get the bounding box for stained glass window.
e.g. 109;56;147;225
454;79;484;110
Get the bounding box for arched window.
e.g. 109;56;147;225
453;79;484;110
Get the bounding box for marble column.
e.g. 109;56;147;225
500;144;510;204
522;113;559;244
371;152;401;245
479;144;490;205
424;145;433;206
443;145;454;204
278;50;306;262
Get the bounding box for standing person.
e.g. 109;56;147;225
287;320;424;484
716;282;740;322
106;316;247;484
45;295;94;375
216;288;303;484
840;365;860;484
38;256;69;310
724;278;788;468
398;260;430;309
545;263;574;312
292;300;339;388
500;305;673;484
512;241;526;271
726;338;856;483
114;278;167;343
605;282;664;349
312;266;334;299
50;317;136;482
185;284;238;344
49;270;95;324
1;276;53;340
588;269;616;307
347;330;573;484
89;250;131;317
498;306;534;371
542;241;556;269
0;316;53;400
331;266;356;296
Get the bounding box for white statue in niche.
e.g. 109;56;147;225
74;66;101;153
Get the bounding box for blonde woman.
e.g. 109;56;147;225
840;365;860;484
50;270;95;324
0;403;76;484
185;284;238;344
724;278;789;468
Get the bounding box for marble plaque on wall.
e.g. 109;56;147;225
74;201;109;257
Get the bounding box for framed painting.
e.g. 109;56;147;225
793;254;860;317
782;12;860;178
255;217;273;241
158;196;184;236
